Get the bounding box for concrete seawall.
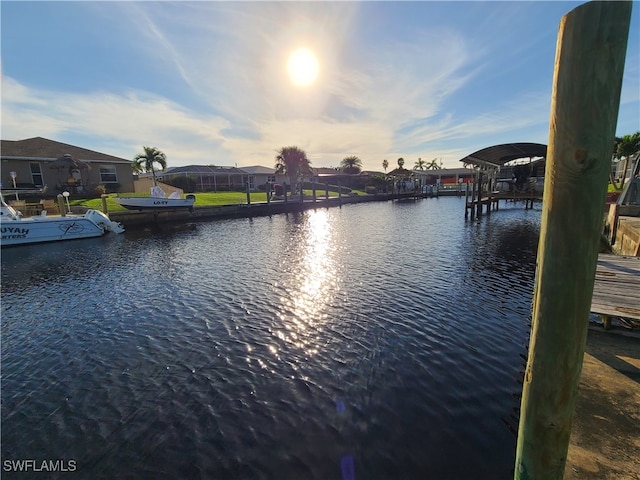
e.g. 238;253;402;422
105;192;446;229
605;204;640;256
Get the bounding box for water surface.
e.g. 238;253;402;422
1;197;541;479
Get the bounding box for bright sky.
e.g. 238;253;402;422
1;1;638;171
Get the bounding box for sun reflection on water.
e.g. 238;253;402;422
276;209;340;356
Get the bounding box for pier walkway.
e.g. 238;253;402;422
465;191;543;218
593;254;640;328
565;254;639;478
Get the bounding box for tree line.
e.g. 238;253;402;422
132;131;639;192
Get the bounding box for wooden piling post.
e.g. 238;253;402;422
246;182;251;206
487;177;493;215
514;3;631;479
101;194;108;213
464;182;470;218
57;194;66;217
470;176;477;220
475;169;483;218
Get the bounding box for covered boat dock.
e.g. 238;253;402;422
459;142;547;219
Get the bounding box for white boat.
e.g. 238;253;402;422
115;186;195;211
1;195;124;247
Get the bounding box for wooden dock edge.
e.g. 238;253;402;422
604;203;640;256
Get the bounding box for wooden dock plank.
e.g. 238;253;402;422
592;254;640;320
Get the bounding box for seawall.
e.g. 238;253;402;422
105;192;450;230
604;204;640;256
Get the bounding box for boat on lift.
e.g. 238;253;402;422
0;194;124;247
115;186;195;211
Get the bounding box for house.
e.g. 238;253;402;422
1;137;134;194
153;165;251;192
149;165;287;192
410;167;478;185
240;166;285;191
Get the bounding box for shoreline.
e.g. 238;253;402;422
104;190;465;230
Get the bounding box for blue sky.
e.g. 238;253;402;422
1;1;638;171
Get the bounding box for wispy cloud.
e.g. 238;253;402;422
2;2;637;171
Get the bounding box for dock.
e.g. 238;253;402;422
593;254;640;328
465;190;543;219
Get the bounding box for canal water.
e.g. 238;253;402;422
1;197;541;479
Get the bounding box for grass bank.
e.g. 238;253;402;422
72;190;352;212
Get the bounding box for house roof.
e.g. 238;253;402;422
411;167;477;176
0;137;131;164
241;165;278;175
387;167;414;176
459;142;547;168
162;165;246;175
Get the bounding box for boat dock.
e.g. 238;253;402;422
465;191;543;219
593;254;640;328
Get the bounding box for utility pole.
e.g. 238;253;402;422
515;2;631;479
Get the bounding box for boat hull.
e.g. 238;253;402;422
115;197;195;211
1;216;106;246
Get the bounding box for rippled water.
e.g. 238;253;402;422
1;197;541;479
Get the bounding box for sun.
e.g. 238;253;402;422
287;47;319;87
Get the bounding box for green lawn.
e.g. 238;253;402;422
71;190;347;212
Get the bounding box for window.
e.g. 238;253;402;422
99;165;118;183
267;175;276;183
30;163;43;186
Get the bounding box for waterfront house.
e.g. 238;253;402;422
147;165;288;192
1;137;134;194
411;167;477;186
240;166;285;191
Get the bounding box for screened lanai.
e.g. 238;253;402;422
157;165;247;192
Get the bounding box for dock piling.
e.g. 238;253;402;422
514;3;631;479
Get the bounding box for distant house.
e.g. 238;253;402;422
153;165;249;192
410;167;477;185
149;164;287;192
0;137;134;194
241;165;286;191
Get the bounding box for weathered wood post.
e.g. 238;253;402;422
246;182;251;206
464;181;470;218
470;176;477;220
515;3;631;479
487;176;493;216
325;181;329;200
57;194;66;217
475;169;483;218
101;194;108;213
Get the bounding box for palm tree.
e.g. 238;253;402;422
426;158;441;170
414;158;426;170
382;159;389;173
133;146;167;185
341;155;362;174
611;132;640;190
275;146;312;192
397;157;405;169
